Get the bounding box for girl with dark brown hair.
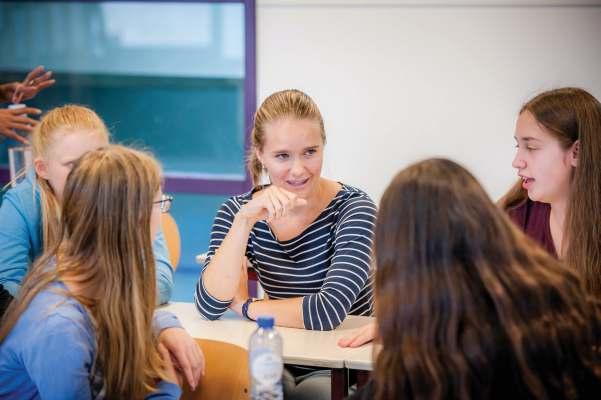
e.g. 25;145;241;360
501;87;601;298
349;158;601;400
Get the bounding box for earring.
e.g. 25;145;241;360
260;164;271;185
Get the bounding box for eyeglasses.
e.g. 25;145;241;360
154;194;173;213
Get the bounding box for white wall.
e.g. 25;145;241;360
256;0;601;202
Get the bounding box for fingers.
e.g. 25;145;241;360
190;342;205;386
13;115;39;126
348;331;371;348
196;346;206;377
338;333;365;348
9;107;41;116
179;340;204;389
158;343;180;385
264;186;302;221
11;92;23;104
24;66;46;83
0;128;28;144
14;67;54;103
177;347;196;389
263;190;279;222
35;79;55;91
7;122;35;133
337;323;376;348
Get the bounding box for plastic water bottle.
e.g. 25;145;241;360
249;316;283;400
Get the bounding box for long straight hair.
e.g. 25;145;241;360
30;104;109;252
374;158;601;399
0;145;166;398
500;87;601;297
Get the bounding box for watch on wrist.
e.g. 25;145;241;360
242;297;257;321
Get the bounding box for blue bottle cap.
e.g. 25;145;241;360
257;316;274;329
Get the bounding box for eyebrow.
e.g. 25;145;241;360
514;136;541;142
271;145;320;153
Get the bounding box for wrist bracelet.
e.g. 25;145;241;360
242;297;257;321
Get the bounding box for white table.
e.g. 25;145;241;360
162;302;374;399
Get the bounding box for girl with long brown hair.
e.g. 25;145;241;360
501;87;601;297
0;145;196;399
349;158;601;400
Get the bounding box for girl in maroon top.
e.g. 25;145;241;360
501;87;601;298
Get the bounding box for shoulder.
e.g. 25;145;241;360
0;172;40;221
216;188;255;217
506;198;550;228
333;184;377;216
6;285;93;355
23;285;92;340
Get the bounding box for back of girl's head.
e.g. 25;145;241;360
60;144;163;397
248;89;325;185
31;104;109;157
61;144;161;272
374;158;601;400
1;145;166;398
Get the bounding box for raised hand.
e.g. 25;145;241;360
11;66;56;104
238;185;308;224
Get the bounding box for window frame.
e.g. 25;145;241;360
0;0;256;195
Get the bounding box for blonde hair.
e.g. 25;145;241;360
31;105;109;252
248;89;325;185
1;145;166;398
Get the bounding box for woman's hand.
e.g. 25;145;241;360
158;342;183;387
238;185;307;225
158;328;205;390
0;107;41;143
337;322;377;348
9;66;56;103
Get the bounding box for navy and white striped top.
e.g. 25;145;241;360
194;184;376;331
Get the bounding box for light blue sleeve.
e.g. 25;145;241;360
153;228;174;305
146;381;182;399
22;314;95;400
0;190;35;296
152;310;182;336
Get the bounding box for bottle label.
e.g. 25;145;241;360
251;351;283;386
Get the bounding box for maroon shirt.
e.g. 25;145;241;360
507;199;557;258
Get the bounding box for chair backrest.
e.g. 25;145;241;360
181;339;250;400
161;212;181;270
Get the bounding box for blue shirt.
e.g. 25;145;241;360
195;184;376;331
0;171;174;303
0;282;182;400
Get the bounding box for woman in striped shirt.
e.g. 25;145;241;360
194;89;376;332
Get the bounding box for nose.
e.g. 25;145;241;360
512;151;525;170
290;157;305;177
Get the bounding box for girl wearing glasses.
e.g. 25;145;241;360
0;145;202;399
195;89;376;399
0;105;174;309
